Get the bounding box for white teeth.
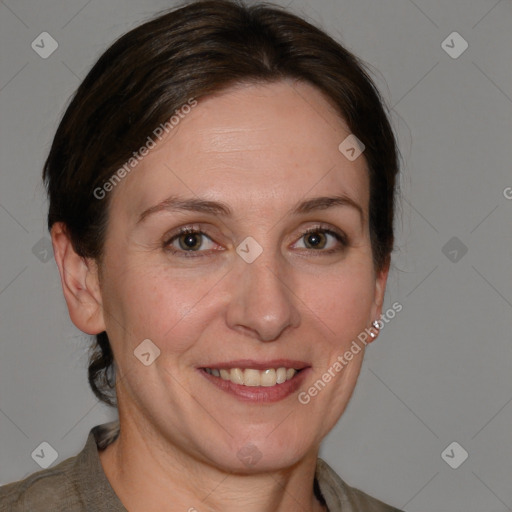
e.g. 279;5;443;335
260;369;276;387
230;368;244;385
286;368;295;380
276;367;287;384
244;369;261;386
204;367;298;387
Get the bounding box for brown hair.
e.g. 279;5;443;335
43;0;400;407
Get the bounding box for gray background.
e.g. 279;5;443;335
1;0;511;510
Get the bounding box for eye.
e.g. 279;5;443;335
293;227;347;253
163;225;347;258
163;227;219;257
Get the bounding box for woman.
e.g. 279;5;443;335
1;0;403;510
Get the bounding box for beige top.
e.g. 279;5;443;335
1;422;403;511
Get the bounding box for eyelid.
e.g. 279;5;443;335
163;223;348;257
291;224;348;253
163;225;222;257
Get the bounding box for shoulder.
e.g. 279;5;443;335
0;422;122;512
315;458;405;512
0;454;82;512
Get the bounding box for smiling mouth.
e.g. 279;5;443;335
202;367;301;387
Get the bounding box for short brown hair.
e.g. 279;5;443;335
43;0;400;407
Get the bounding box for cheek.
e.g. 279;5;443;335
300;264;375;341
107;260;222;351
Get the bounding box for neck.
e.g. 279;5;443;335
99;419;326;512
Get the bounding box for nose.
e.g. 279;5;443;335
225;250;301;342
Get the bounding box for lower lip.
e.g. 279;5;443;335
198;368;310;403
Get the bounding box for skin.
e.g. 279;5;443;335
52;79;389;512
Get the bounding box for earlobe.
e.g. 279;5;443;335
51;222;106;335
370;256;391;330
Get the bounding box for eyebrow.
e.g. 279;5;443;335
137;194;364;225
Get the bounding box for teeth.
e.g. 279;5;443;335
244;369;261;386
276;367;287;384
260;369;276;387
231;368;244;385
204;367;298;387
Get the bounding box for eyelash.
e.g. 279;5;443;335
163;225;348;258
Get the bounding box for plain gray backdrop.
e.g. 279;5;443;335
1;1;511;510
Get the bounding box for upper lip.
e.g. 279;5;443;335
199;359;310;371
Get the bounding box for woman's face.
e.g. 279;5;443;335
95;79;388;471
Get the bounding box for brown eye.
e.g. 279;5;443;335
303;231;327;249
293;227;347;253
178;232;204;251
164;228;217;256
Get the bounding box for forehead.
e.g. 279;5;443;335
111;79;369;223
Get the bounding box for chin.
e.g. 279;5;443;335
217;430;314;474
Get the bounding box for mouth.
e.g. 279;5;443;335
202;367;301;387
198;360;310;403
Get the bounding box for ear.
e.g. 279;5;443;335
51;222;106;335
369;255;391;326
